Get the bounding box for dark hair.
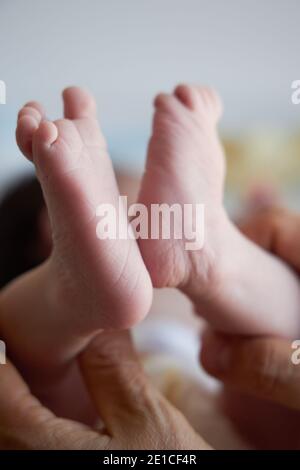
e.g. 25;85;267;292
0;176;46;288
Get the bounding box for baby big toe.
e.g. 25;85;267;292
63;87;97;120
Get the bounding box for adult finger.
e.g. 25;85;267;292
239;207;300;272
200;330;300;411
0;358;108;449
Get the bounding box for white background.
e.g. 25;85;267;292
0;0;299;188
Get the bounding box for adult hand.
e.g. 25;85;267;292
201;207;300;410
0;331;210;450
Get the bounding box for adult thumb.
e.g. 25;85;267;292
78;330;157;436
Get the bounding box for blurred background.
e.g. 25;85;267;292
0;0;299;210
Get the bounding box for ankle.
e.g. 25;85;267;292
180;208;234;305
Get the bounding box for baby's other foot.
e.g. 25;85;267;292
139;85;300;338
16;87;152;333
138;85;227;295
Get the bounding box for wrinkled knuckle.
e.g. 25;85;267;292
44;420;66;448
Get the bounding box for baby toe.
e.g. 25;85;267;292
63;87;97;120
16;101;46;160
196;86;223;123
174;84;200;111
16;115;39;160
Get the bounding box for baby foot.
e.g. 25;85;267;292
16;87;152;332
138;85;227;294
138;85;300;337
